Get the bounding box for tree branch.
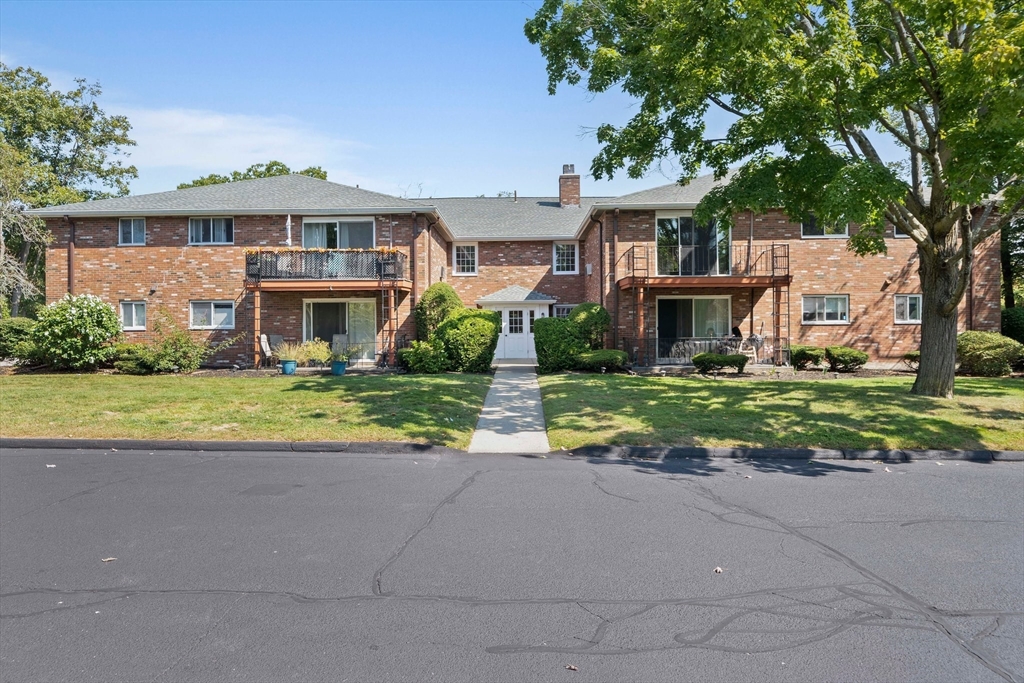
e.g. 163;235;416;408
708;95;749;118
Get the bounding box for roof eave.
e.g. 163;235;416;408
475;297;557;305
26;206;431;218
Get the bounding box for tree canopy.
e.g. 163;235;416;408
526;0;1024;397
177;161;327;189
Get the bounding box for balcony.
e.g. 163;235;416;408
245;249;409;291
619;243;789;288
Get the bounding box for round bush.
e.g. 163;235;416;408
0;317;36;358
568;303;611;349
31;294;121;369
434;309;500;373
956;331;1024;376
825;345;868;372
790;345;825;370
534;317;588;374
576;349;629;372
415;282;464;340
399;340;449;373
1002;308;1024;345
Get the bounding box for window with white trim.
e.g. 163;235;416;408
453;243;477;275
802;295;849;324
801;214;848;238
893;223;911;238
189;217;234;244
894;294;922;323
553;242;578;274
553;305;574;319
119;218;145;245
190;300;235;329
120;301;146;330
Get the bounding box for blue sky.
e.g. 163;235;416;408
0;0;706;199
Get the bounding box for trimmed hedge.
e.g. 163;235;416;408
576;349;628;372
0;317;35;358
567;303;610;349
956;331;1024;377
415;282;463;340
534;316;588;374
434;309;500;373
1002;307;1024;345
825;345;869;372
692;352;748;374
790;345;825;370
397;340;449;374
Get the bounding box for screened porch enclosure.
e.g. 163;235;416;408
303;300;376;362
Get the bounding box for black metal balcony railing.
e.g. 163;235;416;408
621;336;791;366
245;249;408;284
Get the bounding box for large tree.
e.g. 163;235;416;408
178;161;327;189
526;0;1023;397
0;63;137;314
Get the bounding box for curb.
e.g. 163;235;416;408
0;437;462;457
566;445;1024;463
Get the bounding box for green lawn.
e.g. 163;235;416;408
0;373;493;449
539;375;1024;451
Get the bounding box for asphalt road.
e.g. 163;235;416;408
1;447;1022;683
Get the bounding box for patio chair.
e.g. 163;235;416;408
259;334;277;368
268;334;284;351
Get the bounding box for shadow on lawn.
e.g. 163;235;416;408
281;374;491;446
544;375;1023;450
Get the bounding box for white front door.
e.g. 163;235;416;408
490;306;544;359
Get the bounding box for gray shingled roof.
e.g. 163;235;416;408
595;171;736;208
26;174;424;217
422;196;612;240
476;285;557;303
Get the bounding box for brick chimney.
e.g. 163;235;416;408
559;164;580;207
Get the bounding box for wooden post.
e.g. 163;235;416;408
253;287;262;369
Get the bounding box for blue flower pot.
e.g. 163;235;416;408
280;360;298;375
331;360;347;376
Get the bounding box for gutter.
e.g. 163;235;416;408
26;207;434;218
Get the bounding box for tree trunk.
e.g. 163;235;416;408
1002;223;1016;309
9;241;31;317
912;240;961;398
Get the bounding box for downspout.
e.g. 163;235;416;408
612;209;620;349
65;215;76;295
747;211;754;275
425;213;439;286
591;212;605;309
410;213;418;309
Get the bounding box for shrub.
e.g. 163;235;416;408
11;339;45;365
400;339;450;373
902;350;920;372
434;309;500;373
300;338;332;367
415;282;464;340
956;331;1024;377
825;345;869;372
576;349;628;372
534;316;588;374
0;317;36;358
272;341;304;362
111;342;156;375
692;352;748;374
1002;308;1024;345
790;345;825;370
30;294;121;369
567;303;611;349
0;297;10;319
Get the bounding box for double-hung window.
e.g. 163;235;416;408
119;218;145;245
190;300;235;329
801;215;848;238
894;294;922;323
120;301;146;330
453;243;477;276
189;217;234;244
553;242;578;274
553;305;574;319
802;295;849;324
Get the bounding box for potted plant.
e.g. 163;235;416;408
331;346;357;376
273;341;303;375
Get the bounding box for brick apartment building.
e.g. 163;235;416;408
29;166;1000;367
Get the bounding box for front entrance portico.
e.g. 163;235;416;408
476;285;556;360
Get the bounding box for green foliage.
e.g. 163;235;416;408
434;309;500;373
111;342;154;375
29;294;121;369
111;315;240;375
0;295;9;318
0;316;35;358
399;340;450;374
11;338;44;365
415;283;464;340
1002;308;1024;345
956;331;1024;377
576;349;628;372
790;345;826;370
567;303;611;349
300;338;332;367
902;351;921;372
692;353;748;374
825;346;869;373
272;341;303;362
534;316;588;374
177;161;327;189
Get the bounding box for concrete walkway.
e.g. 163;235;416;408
467;359;550;454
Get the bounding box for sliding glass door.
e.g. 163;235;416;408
656;215;730;276
656;297;731;360
303;300;376;361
